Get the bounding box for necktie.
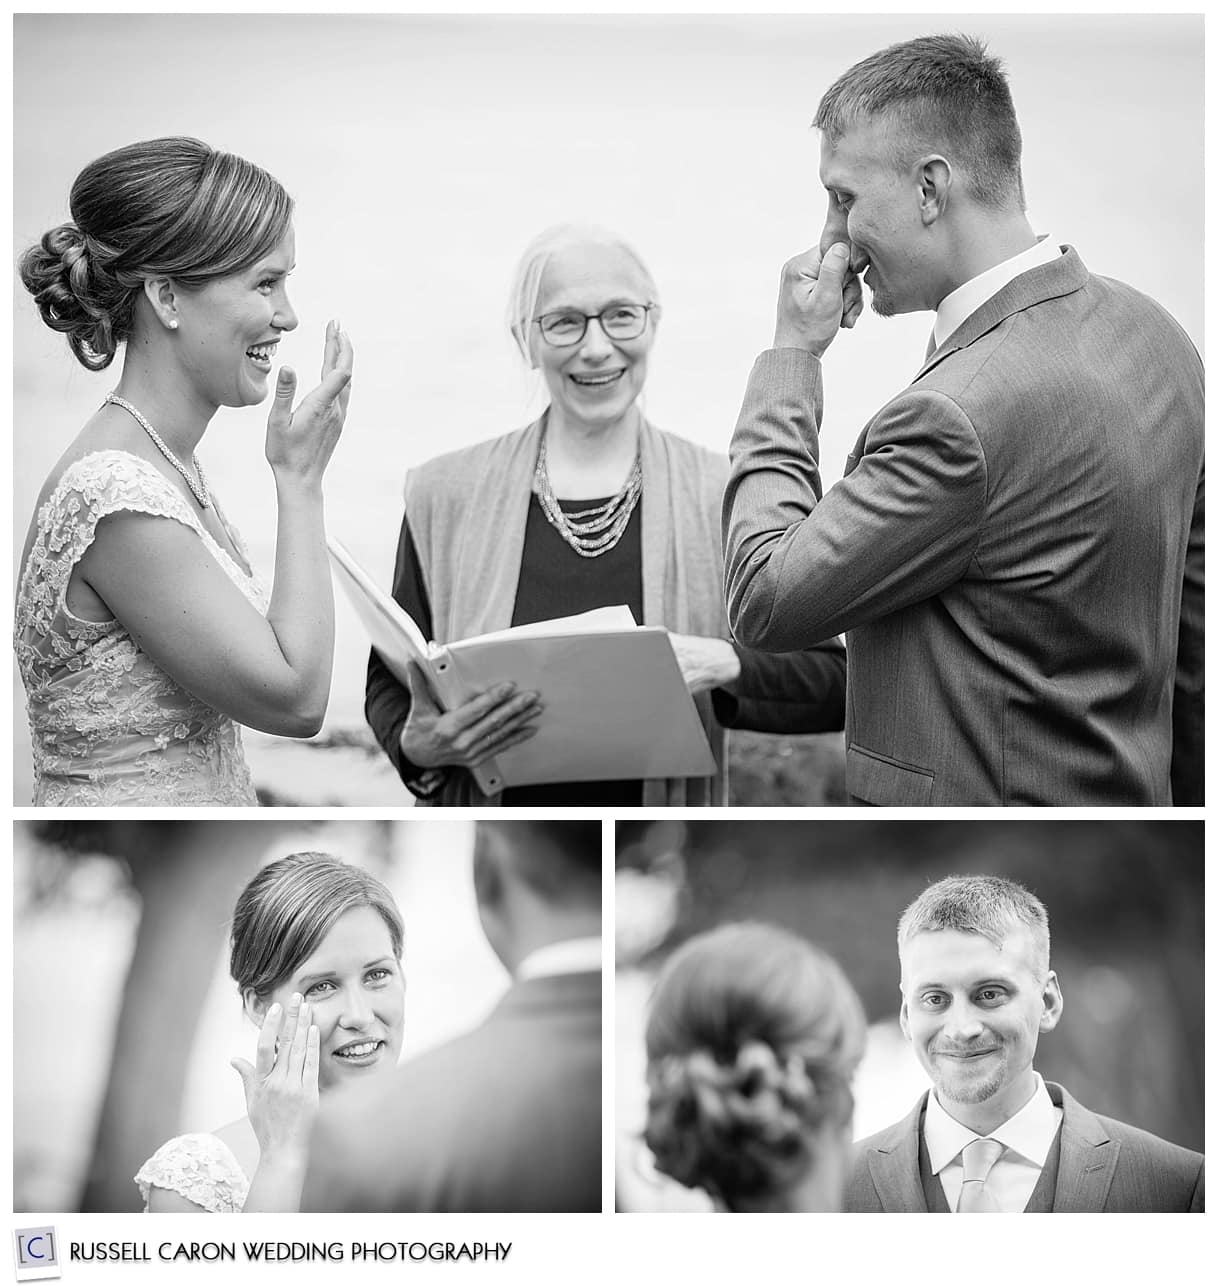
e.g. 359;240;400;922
957;1136;1005;1212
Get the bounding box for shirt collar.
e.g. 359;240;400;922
924;1073;1059;1173
933;235;1062;349
516;936;602;981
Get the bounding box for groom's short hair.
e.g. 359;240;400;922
814;33;1026;211
477;821;600;908
897;874;1050;978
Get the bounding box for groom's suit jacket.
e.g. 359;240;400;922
845;1082;1204;1212
724;247;1204;804
301;971;600;1212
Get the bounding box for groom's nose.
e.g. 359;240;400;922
942;1005;985;1042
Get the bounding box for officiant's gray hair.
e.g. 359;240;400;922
506;222;659;365
230;852;404;1000
897;874;1050;977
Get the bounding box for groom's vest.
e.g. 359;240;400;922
917;1123;1064;1212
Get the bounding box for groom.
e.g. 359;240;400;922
722;33;1204;805
846;875;1204;1212
301;821;601;1212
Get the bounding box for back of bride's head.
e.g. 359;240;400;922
644;922;864;1208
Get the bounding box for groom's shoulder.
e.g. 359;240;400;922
1085;1104;1204;1173
849;1106;916;1158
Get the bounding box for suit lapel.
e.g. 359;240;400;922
867;1095;929;1212
914;244;1088;383
1047;1082;1120;1212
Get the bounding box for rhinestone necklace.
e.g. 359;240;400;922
532;432;642;558
104;393;211;508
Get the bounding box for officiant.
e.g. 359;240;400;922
364;223;846;806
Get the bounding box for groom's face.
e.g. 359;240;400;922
898;926;1062;1120
819;118;938;317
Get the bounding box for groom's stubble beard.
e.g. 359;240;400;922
928;1043;1009;1106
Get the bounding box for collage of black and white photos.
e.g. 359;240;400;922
6;10;1208;1287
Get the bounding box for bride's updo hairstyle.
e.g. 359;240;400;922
19;136;293;372
230;853;404;1002
644;922;864;1206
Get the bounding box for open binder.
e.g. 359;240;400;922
328;538;716;793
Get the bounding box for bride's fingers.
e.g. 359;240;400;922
230;1056;256;1094
273;993;304;1078
303;1024;321;1092
254;1001;283;1080
321;318;339;380
287;999;312;1081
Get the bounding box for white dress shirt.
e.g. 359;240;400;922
924;1073;1064;1212
516;935;602;980
933;235;1063;349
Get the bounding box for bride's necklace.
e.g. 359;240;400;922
532;430;643;559
104;392;211;509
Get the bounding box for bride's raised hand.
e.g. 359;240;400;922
265;319;354;490
231;992;321;1164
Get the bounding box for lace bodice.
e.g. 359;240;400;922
135;1133;250;1213
15;451;269;806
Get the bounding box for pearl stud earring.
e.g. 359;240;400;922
168;319;179;330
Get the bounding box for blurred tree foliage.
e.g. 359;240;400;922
617;820;1203;1151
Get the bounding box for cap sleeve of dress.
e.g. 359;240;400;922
133;1132;250;1213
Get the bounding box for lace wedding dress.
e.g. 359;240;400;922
15;451;268;805
135;1133;250;1213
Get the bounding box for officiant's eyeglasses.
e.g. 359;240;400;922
533;303;655;347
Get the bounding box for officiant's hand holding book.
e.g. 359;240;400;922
328;538;716;793
399;660;543;775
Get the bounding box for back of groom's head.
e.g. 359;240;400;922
473;822;601;972
815;33;1025;212
897;873;1051;977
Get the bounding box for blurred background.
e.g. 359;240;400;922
615;820;1203;1210
12;15;1202;804
12;818;520;1213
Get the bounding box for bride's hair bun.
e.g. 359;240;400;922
19;136;293;372
19;221;129;371
643;922;865;1203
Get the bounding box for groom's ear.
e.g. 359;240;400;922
898;995;911;1040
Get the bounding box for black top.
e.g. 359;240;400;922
365;495;847;804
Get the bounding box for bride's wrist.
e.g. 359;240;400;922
257;1144;310;1171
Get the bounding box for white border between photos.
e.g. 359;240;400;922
5;0;1214;1283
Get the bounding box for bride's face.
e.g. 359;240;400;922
173;226;299;410
265;905;405;1092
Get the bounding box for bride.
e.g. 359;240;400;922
136;853;405;1212
16;136;353;806
641;922;865;1212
